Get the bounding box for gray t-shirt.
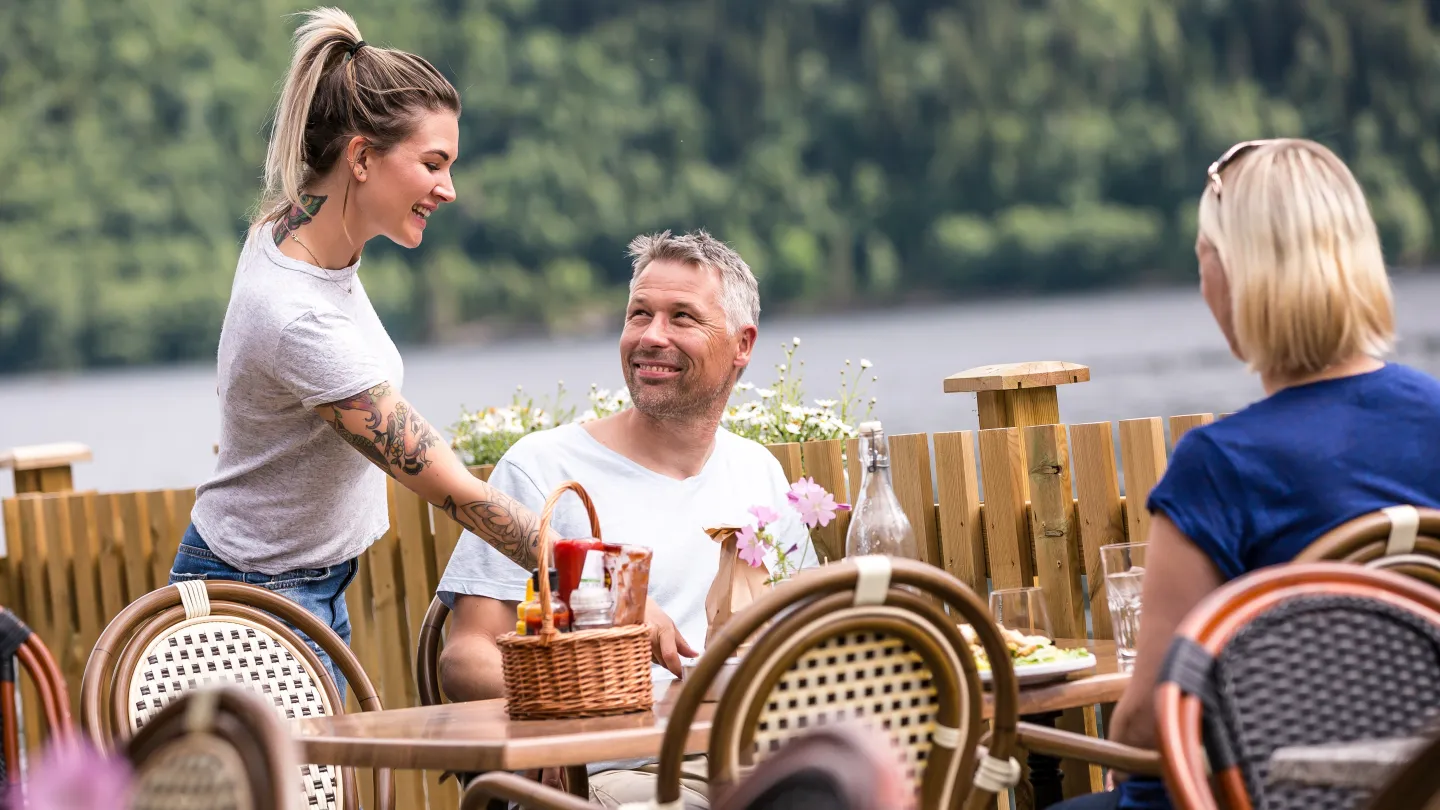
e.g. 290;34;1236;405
191;228;403;574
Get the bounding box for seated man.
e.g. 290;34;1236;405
437;229;814;808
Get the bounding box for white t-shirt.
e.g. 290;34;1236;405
192;228;403;574
437;422;815;681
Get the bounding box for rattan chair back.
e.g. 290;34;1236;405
1156;563;1440;810
664;557;1022;810
1297;505;1440;586
126;686;303;810
81;580;393;810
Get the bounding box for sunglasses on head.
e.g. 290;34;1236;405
1207;139;1275;198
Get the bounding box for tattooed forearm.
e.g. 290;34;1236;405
272;193;328;245
441;494;541;571
321;382;439;477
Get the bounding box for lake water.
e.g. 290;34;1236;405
6;273;1440;511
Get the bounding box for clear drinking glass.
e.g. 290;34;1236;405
988;587;1053;638
1100;542;1147;660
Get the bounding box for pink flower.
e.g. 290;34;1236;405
748;505;781;528
788;477;848;528
736;524;768;568
11;739;133;810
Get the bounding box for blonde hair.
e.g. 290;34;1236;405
256;8;460;225
1197;138;1395;379
627;229;760;333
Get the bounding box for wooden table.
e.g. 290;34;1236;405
296;640;1130;774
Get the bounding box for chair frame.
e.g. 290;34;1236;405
1155;562;1440;810
126;686;302;810
0;606;73;783
1297;505;1440;586
464;557;1025;810
80;581;393;810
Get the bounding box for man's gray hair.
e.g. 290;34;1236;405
627;229;760;332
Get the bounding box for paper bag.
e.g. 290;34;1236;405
704;525;774;647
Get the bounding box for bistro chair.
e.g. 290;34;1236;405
126;686;303;810
1155;562;1440;810
417;595;589;798
80;580;394;810
1296;504;1440;585
0;606;74;785
464;557;1027;810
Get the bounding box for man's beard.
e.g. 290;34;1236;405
625;362;734;422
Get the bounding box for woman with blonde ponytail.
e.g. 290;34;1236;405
178;8;556;697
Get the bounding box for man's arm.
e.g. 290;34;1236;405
1106;514;1225;755
438;594;518;702
317;382;551;571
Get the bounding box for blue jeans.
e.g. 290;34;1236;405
169;524;358;702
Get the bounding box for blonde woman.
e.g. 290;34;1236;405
1060;139;1440;810
175;8;562;696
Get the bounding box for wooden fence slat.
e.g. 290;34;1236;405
15;497;49;753
345;556;380;715
148;489;180;592
800;439;848;562
767;442;802;484
1168;413;1215;450
1070;423;1125;641
40;497;80;704
845;437;861;506
117;492;153;602
890;434;940;567
93;494;128;622
4;497;43;757
367;481;427;809
933;431;986;595
394;486;437;702
1118;418;1168;544
977;429;1032;589
68;495;104;688
1023;426;1084;640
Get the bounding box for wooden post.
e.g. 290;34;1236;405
943;361;1090;431
0;443;92;495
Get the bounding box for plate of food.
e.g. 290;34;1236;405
961;624;1096;686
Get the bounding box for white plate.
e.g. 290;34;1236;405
977;652;1097;686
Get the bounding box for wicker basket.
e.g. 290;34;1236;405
498;480;654;720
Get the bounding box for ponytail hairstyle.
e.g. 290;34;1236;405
255;7;461;226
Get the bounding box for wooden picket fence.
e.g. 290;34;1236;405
0;412;1218;808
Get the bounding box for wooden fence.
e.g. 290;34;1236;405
0;412;1220;808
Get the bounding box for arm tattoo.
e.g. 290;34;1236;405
322;382;441;477
272;193;328;245
440;494;541;571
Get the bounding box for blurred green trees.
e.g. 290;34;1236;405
3;0;1439;372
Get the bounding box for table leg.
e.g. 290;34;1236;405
1024;710;1066;808
564;765;590;798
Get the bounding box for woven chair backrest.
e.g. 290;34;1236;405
131;732;255;810
119;586;342;810
1214;593;1440;810
715;590;977;810
127;687;302;810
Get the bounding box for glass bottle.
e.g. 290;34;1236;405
520;568;571;634
844;420;920;560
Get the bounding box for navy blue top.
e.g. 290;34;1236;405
1120;362;1440;810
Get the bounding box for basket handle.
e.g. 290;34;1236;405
535;480;604;638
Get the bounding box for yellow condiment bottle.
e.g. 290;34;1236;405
515;577;536;635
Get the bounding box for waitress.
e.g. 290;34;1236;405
175;8;553;695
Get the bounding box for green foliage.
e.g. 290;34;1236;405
6;0;1440;372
